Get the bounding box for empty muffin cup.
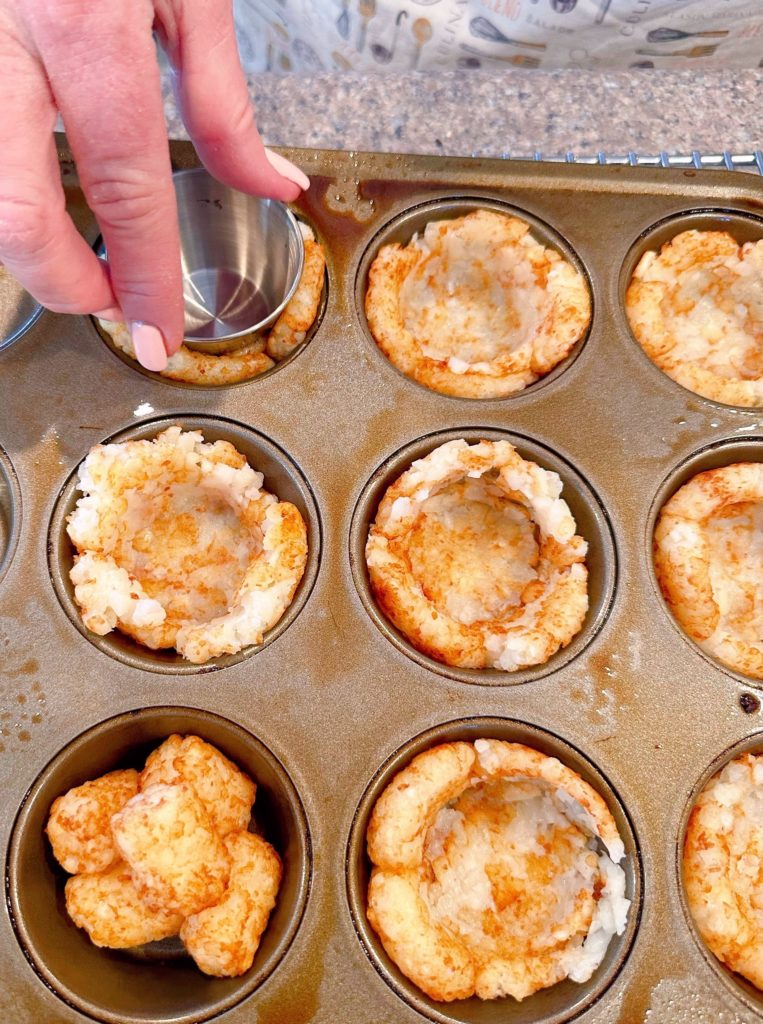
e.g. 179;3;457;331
346;717;641;1024
7;706;311;1024
48;415;321;675
0;443;21;585
350;428;616;685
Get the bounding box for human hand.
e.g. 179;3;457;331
0;0;309;370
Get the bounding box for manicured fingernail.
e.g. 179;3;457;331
264;148;310;191
130;321;168;371
93;306;124;322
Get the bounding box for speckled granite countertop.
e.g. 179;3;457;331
164;69;762;158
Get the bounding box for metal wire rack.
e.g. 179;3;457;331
499;150;763;174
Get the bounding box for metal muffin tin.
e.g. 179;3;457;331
2;136;763;1023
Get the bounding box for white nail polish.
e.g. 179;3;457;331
130;322;168;372
264;148;310;191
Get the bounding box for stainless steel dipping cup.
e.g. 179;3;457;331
173;167;304;353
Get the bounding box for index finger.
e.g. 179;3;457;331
29;0;183;365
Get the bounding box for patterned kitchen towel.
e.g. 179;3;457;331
233;0;763;72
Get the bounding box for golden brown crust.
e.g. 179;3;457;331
46;769;138;875
111;782;231;917
140;734;256;836
65;863;184;948
684;752;763;989
181;831;282;977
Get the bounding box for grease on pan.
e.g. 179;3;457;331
366;739;630;1002
99;223;326;385
365;438;588;671
365;209;591;398
684;751;763;991
626;229;763;407
66;426;308;664
654;461;763;678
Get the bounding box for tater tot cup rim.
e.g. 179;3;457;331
47;414;321;675
354;195;593;405
677;731;763;1017
6;706;311;1024
345;716;642;1024
349;427;617;686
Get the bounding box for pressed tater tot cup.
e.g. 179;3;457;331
47;414;322;676
679;732;763;1017
346;717;642;1024
355;197;592;402
349;428;617;686
6;707;311;1024
648;437;763;684
619;208;763;410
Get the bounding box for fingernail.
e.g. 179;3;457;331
264;148;310;191
130;322;168;372
93;306;124;322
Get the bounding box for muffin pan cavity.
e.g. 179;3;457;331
350;428;617;686
47;415;321;675
6;706;311;1024
354;196;592;402
678;732;763;1017
346;717;641;1024
619;208;763;410
91;219;329;390
648;436;763;685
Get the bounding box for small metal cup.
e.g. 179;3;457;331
173;167;304;354
0;268;43;352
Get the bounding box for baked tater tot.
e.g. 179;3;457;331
140;735;256;836
181;831;282;977
111;782;231;916
65;862;183;948
46;769;139;874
